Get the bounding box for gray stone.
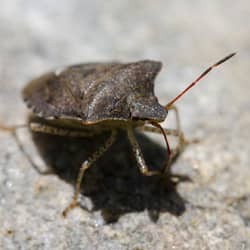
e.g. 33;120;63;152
0;1;249;249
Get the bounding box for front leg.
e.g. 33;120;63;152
127;126;161;176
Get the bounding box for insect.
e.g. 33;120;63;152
0;53;235;216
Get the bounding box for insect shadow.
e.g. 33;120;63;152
31;129;190;223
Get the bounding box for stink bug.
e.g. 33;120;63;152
0;53;236;216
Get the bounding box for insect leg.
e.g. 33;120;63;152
140;106;198;145
30;122;98;137
137;126;180;137
0;123;52;174
0;123;27;132
137;110;186;163
164;105;199;174
1;121;97;174
137;106;187;174
167;105;185;143
165;105;186;161
137;105;184;140
127;126;161;176
62;129;117;217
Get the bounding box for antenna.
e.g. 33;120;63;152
165;52;236;109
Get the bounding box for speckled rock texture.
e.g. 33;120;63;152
0;1;249;249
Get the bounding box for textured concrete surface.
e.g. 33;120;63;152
0;1;250;249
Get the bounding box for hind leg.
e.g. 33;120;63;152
0;123;50;174
62;130;117;217
0;121;104;174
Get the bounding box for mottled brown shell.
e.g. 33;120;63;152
22;60;167;124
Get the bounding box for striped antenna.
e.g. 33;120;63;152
165;52;236;109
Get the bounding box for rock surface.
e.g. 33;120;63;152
0;1;249;249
